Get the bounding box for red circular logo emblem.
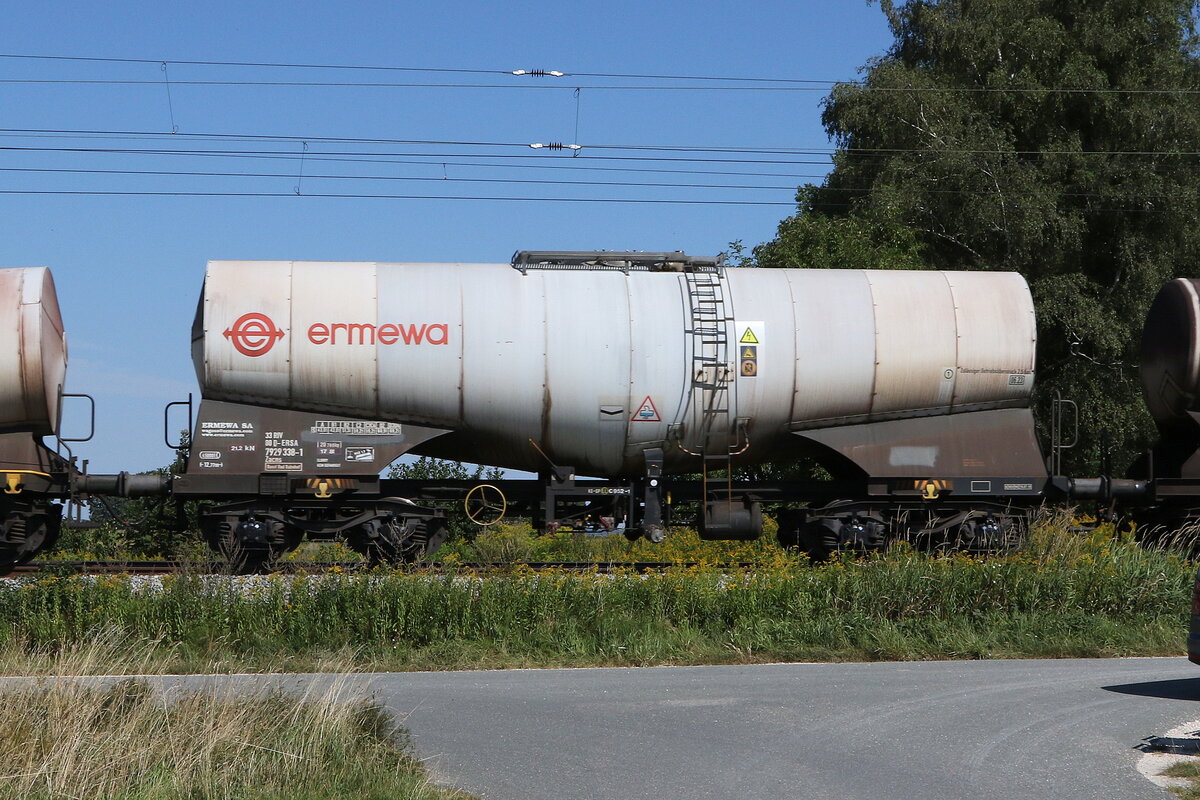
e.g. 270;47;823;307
223;312;286;357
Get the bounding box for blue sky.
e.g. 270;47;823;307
0;1;894;472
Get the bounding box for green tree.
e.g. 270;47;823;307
757;0;1200;473
386;456;503;482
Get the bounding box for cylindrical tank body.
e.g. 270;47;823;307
1141;277;1200;432
0;267;67;436
194;261;1037;476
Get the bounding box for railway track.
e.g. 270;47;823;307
6;560;750;576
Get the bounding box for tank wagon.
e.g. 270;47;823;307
170;251;1067;567
1129;277;1200;529
0;266;73;566
0;268;167;571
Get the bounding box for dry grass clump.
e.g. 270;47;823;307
0;635;469;800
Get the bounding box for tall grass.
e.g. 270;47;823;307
0;515;1190;672
438;520;786;564
0;635;469;800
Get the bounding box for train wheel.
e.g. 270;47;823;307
801;514;885;559
0;511;60;573
15;514;59;565
346;514;448;567
202;514;292;575
946;512;1026;554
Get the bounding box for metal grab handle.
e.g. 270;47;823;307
58;392;95;443
164;394;193;450
1050;393;1079;476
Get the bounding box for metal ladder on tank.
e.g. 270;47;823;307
680;268;741;507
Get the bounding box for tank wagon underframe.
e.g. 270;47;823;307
130;392;1080;570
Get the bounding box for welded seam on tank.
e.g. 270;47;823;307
783;270;800;431
456;273;465;428
16;270;31;423
539;272;552;460
1181;278;1200;393
622;270;635;474
286;261;295;407
1024;272;1037;378
942;271;961;412
370;262;379;417
865;271;880;419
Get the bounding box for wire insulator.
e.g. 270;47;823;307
511;69;564;77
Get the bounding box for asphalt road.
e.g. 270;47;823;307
13;659;1200;799
360;659;1200;800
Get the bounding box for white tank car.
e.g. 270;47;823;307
0;267;67;437
193;257;1037;477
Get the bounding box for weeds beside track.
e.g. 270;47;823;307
0;517;1190;674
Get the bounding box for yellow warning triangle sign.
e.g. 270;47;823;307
742;347;756;359
739;327;759;344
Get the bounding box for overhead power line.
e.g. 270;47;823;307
0;145;837;167
0;78;842;91
0;188;1189;213
0;52;839;84
4;127;1200;157
5;77;1200;94
0;165;798;191
1;53;1197;94
0;140;823;179
6;165;1193;202
0;127;840;154
0;189;795;205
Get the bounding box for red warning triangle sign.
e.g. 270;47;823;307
632;395;661;422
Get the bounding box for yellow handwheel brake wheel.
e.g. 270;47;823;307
464;483;507;526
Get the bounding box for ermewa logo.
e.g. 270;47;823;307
306;322;449;346
224;313;286;357
224;313;450;357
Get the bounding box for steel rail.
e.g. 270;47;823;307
6;560;764;576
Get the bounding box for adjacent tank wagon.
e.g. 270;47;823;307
0;267;73;566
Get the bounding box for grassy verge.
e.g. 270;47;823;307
0;518;1191;674
1161;760;1200;798
0;641;470;800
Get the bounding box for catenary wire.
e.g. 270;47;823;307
2;128;1199;157
0;189;1188;212
0;52;840;83
0;54;1197;93
0;145;839;166
0;166;801;191
8;165;1195;201
0;142;826;179
0;189;796;205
